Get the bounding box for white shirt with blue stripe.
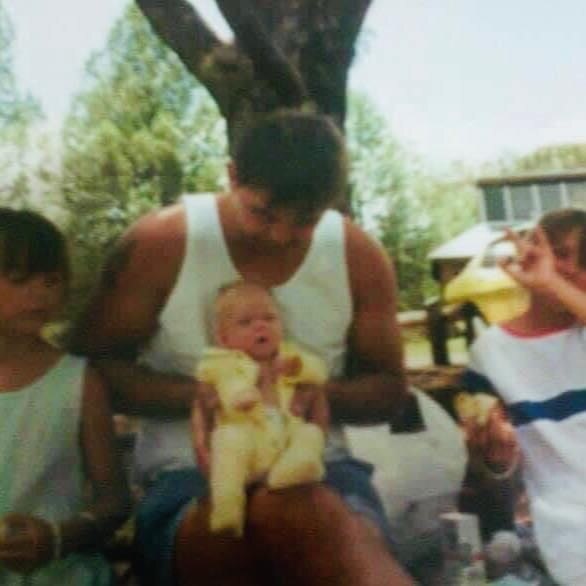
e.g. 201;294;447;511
463;324;586;586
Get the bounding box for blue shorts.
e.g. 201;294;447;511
133;458;396;585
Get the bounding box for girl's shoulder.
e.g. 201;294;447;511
0;345;73;393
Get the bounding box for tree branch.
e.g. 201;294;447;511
336;0;373;66
136;0;222;81
215;0;307;108
299;0;372;127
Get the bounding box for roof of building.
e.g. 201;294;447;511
430;168;586;263
428;223;504;261
477;168;586;187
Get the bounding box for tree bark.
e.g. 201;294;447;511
136;0;372;148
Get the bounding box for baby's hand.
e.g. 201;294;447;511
233;393;260;411
0;514;54;573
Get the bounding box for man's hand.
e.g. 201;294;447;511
191;382;219;477
290;383;329;431
0;514;54;573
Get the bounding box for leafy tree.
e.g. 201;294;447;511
136;1;371;137
346;94;408;229
0;0;43;206
511;143;586;173
61;4;227;309
347;94;430;308
347;94;477;309
416;167;478;243
136;0;374;212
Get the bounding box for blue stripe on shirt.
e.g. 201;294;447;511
508;388;586;427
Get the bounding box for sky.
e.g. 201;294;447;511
4;0;586;169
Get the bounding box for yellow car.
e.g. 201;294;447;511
443;232;529;324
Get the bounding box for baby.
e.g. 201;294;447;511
193;280;328;536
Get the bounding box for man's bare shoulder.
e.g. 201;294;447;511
128;203;186;247
106;204;186;290
131;204;185;256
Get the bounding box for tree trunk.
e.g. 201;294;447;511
135;0;372;150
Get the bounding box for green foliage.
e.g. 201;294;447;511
511;143;586;173
415;168;478;244
61;4;227;309
0;1;43;206
346;94;476;309
347;93;427;308
346;94;408;228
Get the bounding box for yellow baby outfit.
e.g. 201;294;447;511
196;342;328;536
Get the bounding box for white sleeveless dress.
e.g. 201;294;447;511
0;355;112;585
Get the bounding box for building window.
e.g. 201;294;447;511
509;185;534;221
567;181;586;208
482;178;586;224
538;183;562;213
484;186;506;221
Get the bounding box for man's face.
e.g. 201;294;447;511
217;289;283;362
234;187;325;247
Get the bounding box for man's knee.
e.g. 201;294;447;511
175;502;260;579
247;484;357;546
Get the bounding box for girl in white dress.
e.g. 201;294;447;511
0;208;130;585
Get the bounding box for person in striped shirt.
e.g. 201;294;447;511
463;208;586;585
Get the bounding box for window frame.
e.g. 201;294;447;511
480;179;584;225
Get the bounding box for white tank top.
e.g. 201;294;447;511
134;194;353;484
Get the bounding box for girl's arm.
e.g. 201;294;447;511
59;367;132;556
544;270;586;324
0;368;132;573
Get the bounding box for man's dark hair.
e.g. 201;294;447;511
0;208;69;281
540;207;586;268
232;110;348;214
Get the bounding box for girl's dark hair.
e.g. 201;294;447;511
539;207;586;268
0;208;69;280
232;110;348;215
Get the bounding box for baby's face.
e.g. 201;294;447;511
217;290;282;361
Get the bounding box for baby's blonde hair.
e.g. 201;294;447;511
213;280;276;330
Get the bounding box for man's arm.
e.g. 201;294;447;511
326;220;410;425
68;207;196;416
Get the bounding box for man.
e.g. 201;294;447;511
71;111;414;585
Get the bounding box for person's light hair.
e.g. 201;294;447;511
213;280;276;331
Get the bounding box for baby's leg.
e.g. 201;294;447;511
267;420;325;489
210;423;255;536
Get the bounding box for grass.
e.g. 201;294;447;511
403;331;469;368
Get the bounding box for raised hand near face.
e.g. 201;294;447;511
499;226;556;293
